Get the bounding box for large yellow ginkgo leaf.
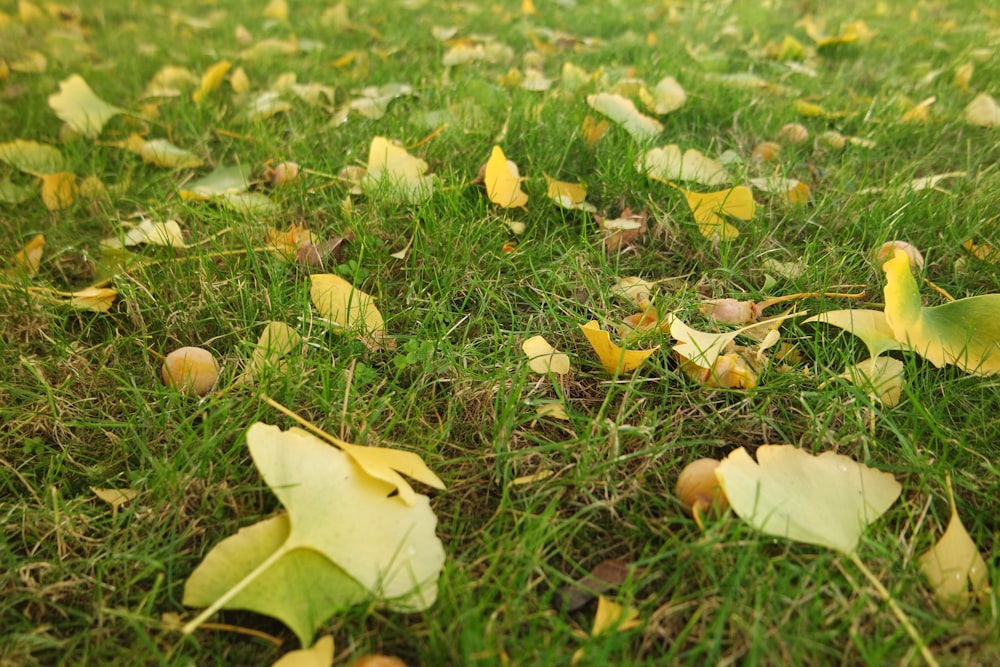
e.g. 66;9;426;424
48;74;125;138
883;248;1000;375
716;445;901;555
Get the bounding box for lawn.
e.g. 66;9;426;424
1;0;998;665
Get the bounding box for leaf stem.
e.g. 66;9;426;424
846;552;939;667
181;541;292;636
755;290;865;312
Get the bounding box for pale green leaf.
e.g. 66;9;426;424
0;139;66;175
804;309;903;359
48;74;125;138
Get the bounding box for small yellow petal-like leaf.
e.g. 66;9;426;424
586;93;663;142
485;145;528;208
0;139;66;174
643;76;686;114
263;0;289;21
309;273;385;335
544;174;594;211
39;172;77;210
591;595;642;636
179;164;250;200
579;320;658;374
90;486;140;519
137;138;204;168
238;321;302;385
48;74;124;138
522;335;571;375
9;234;45;277
334;440;446;507
271;635;334;667
716;445;901;554
839;356;905;407
102;219;186;249
67;286;117;312
193;61;232;104
918;478;990;615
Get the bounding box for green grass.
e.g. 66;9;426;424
2;0;999;665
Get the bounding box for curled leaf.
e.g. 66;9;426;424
580;320;658;374
639;145;729;186
522;335;570;375
485;145;528;208
586;93;663;142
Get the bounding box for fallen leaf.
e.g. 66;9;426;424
591;595;642;635
611;276;654;310
144;65;199;97
310;274;385;338
48;74;124;138
39;172;77;210
586;93;663;142
803;309;903;359
883;248;1000;374
676;185;754;240
90;486;140;520
238;321;302;385
639;145;728;186
362;137;432;204
263;0;288;21
545;175;594;212
0;139;66;174
640;76;686;114
963;93;1000;128
748;176;811;204
508;469;555;488
522;335;570;375
272;635;333;667
597;208;648;251
534;401;569;421
918;477;990;615
101;219;186;249
557;559;631;613
953;63;973;93
8;234;45;277
183;424;445;645
67;286;117;312
485;145;528;208
579;320;658;374
193;61;232;104
839;356;905;407
900;96;935;123
716;445;901;554
180;164;250;200
121;135;204;168
962;239;1000;264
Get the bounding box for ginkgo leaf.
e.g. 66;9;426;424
0;139;66;174
544;174;594;212
676;185;754;240
183;424;445;644
263;0;288;21
219;192;279;215
669;315;741;371
522;335;571;375
238;321;302;385
179;164;250;200
579;320;658;374
90;486;139;520
918;477;989;615
485;146;528;208
39;172;77;210
839;356;905;407
332;440;446;507
586;93;663;142
611;276;654;309
804;309;903;359
640;76;686;115
144;65;200;97
591;595;642;635
716;445;901;554
48;74;124;138
0;180;33;204
8;234;45;277
362;137;433;204
883;248;1000;374
748;176;811;204
309;274;385;336
272;635;334;667
639;145;729;186
963;93;1000;128
101;219;185;249
184;513;369;647
193;61;232;103
67;286;117;312
120;135;204;168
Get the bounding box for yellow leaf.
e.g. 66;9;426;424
900;96;935;123
8;234;44;277
611;276;654;309
918;477;990;615
534;401;569;421
521;0;537;15
676;185;754;240
586;92;663;142
839;356;905;407
579;320;658;374
193;61;232;104
0;139;66;174
39;171;76;210
271;635;333;667
144;65;199;97
748;176;810;204
9;50;47;73
803;309;903;359
883;248;1000;374
581;115;609;146
641;76;686;114
591;595;642;635
48;74;124;138
263;0;288;21
639;145;729;186
237;321;302;385
963;93;1000;128
953;63;973;93
309;274;385;336
67;286;117;312
522;335;570;375
335;440;446;507
963;239;1000;264
362;136;433;204
716;445;901;554
101;219;186;249
90;486;140;520
544;174;594;211
485;145;528;208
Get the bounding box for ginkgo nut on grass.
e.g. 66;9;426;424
676;458;728;519
162;347;220;396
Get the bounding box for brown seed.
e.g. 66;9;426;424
777;122;809;143
162;346;220;397
676;458;729;517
